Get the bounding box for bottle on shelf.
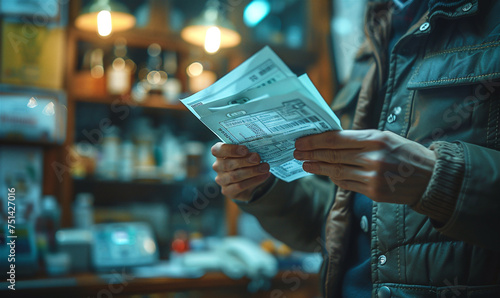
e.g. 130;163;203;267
74;48;107;97
90;48;105;80
185;141;205;179
159;128;186;181
73;193;94;230
162;51;182;104
145;43;167;96
133;118;157;180
171;230;190;254
36;195;61;256
106;38;136;96
131;43;167;104
95;125;120;180
118;138;135;181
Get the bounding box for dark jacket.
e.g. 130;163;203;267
238;0;500;297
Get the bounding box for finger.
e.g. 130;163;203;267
302;162;366;181
216;163;270;186
212;153;261;172
222;173;272;198
211;142;249;158
294;149;364;166
295;130;372;151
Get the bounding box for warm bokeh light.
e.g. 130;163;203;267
188;70;217;93
187;62;204;77
204;26;221;54
147;70;167;85
90;65;104;78
112;57;126;71
97;10;112;36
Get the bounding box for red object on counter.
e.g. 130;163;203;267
171;231;190;253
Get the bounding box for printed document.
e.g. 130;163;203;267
181;46;342;182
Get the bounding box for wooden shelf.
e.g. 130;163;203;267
71;27;189;52
73;93;188;111
73;178;221;205
2;271;320;298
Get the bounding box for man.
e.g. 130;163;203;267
211;0;500;296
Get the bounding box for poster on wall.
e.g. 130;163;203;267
0;0;60;19
0;21;66;89
0;0;67;89
0;85;67;144
0;146;43;223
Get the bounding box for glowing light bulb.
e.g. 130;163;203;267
204;26;221;54
97;10;112;36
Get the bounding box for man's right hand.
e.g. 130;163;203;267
211;142;272;201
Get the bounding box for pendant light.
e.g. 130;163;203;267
75;0;136;37
181;0;241;54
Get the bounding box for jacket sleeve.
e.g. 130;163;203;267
412;141;500;251
235;175;336;252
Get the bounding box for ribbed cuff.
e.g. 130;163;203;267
232;175;278;207
250;175;278;202
411;141;465;224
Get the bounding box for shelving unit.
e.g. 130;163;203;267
73;94;187;110
1;0;335;296
56;0;335;249
59;0;207;230
73;179;186;203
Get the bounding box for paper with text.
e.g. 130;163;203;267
181;46;342;182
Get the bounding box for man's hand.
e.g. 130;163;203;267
211;142;273;201
294;130;436;205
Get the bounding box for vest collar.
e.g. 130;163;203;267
428;0;478;21
412;0;478;36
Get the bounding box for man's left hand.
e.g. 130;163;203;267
294;129;436;205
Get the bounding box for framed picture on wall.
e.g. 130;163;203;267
0;0;61;20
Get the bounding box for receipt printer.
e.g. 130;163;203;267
91;222;159;271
